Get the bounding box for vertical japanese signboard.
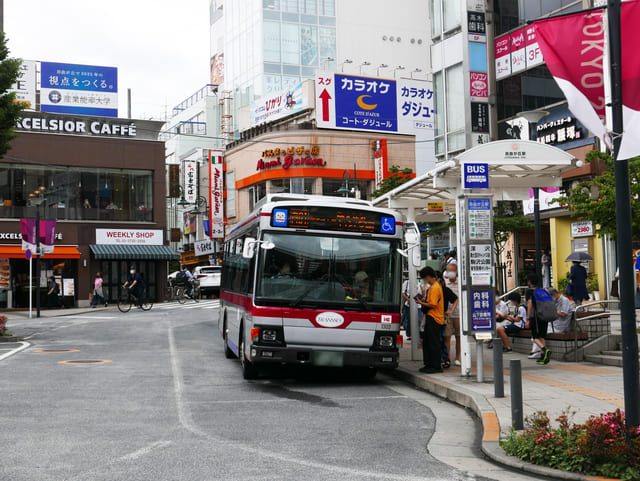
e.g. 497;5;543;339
183;161;197;204
470;72;489;101
168;164;180;198
495;35;511;80
11;60;36;110
40;62;118;117
470;289;494;332
525;25;544;68
510;28;527;74
208;150;225;239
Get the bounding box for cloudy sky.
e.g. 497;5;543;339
5;0;210;120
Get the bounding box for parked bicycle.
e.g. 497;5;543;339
117;287;153;312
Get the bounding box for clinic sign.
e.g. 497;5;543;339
315;71;434;136
96;229;163;245
40;62;118;117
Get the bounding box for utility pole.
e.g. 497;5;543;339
608;0;640;430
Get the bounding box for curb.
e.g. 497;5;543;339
390;366;618;481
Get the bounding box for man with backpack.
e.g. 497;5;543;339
176;265;195;297
526;273;555;365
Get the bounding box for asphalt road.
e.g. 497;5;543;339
0;301;530;481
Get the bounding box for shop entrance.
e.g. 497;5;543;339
97;260;158;304
7;258;77;309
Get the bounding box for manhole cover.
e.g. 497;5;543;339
33;349;79;353
58;359;111;365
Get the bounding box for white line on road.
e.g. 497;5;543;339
119;440;173;461
0;341;30;361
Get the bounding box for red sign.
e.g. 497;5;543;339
470;72;488;100
525;25;543;68
495;35;511;79
510;28;526;74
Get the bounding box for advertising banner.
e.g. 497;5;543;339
40;62;118;117
183;161;197;204
315;71;434;137
510;28;527;74
525;25;543;69
11;60;36;109
20;219;56;254
195;238;216;256
208;150;225;239
495;35;511;80
95;229;163;245
251;83;305;127
470;72;488;101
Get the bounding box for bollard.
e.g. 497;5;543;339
510;359;523;430
476;340;484;383
493;338;504;398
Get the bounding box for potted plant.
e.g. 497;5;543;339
587;273;600;300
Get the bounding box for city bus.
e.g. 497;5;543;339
218;194;405;379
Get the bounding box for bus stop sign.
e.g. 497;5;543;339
25;249;31;259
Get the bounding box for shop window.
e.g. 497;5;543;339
322;179;368;200
249;181;267;211
0;163;153;222
271;178;314;195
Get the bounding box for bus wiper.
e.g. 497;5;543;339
291;278;325;308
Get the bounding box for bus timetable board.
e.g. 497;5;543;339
271;206;396;235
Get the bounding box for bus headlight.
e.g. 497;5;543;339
262;329;277;341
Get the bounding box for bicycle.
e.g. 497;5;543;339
117;287;153;312
174;280;200;304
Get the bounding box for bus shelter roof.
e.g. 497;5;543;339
372;140;579;223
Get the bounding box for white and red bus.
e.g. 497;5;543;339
219;194;404;379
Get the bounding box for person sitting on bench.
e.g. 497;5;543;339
496;292;526;353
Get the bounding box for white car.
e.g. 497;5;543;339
193;265;221;297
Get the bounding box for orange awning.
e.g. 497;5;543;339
0;245;81;259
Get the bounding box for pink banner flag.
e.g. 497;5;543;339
534;9;607;145
535;1;640;159
19;219;56;254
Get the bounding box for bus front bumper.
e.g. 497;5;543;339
248;345;399;369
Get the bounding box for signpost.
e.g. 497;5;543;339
26;249;32;318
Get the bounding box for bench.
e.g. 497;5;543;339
507;310;610;361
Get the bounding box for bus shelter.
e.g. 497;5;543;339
373;140;580;374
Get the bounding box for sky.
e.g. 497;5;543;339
5;0;210;121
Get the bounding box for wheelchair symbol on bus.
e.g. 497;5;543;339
380;217;395;233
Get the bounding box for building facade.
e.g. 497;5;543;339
0;112;177;309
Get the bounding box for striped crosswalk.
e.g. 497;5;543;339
153;299;220;311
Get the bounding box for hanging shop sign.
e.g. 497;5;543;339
184;161;197;203
209;150;225;239
571;220;594;237
95;229;163;245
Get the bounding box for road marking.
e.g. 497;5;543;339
59;359;112;365
190;395;408;405
120;440;173;461
0;341;30;361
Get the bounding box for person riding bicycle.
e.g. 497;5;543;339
123;265;145;309
176;265;195;298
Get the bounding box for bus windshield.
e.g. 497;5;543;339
255;232;401;311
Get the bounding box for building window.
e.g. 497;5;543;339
264;74;282;94
226;171;236;218
301;0;316;15
319;0;335;16
430;0;442;38
263;0;280;9
282;75;300;91
319;26;336;64
283;0;298;12
300;25;318;65
322;179;368;200
264;21;281;63
282;23;300;64
249;182;267;211
443;0;461;32
0;163;153;222
271;178;314;194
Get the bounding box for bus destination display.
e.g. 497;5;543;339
271;206;396;235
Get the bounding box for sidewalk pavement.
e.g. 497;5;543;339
393;338;627;480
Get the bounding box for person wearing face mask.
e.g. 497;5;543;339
123;265;145;309
443;263;461;366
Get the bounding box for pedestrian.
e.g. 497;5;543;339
495;294;510;328
568;261;588;305
541;249;551;288
547;287;574;334
91;272;107;308
495;291;526;353
401;277;411;336
46;276;60;308
416;266;445;374
526;273;552;364
443;263;461;366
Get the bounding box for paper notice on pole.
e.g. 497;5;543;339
468;198;491;240
469;244;492;285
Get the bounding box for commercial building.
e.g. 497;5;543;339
0;111;177;309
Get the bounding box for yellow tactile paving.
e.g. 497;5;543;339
481;412;500;442
520;373;625;408
546;363;619;375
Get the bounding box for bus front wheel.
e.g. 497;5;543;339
239;330;259;380
223;322;236;359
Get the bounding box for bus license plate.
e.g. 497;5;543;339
313;351;344;367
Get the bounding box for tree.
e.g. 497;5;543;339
493;201;533;292
371;165;413;198
0;32;23;157
556;150;640;240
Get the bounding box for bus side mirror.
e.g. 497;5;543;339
242;238;257;259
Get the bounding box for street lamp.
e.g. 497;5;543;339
376;63;389;76
393;65;405;78
517;109;550;282
27;196;46;318
321;56;335;70
359;61;371;74
410;68;423;79
340;58;353;72
189;196;209;216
